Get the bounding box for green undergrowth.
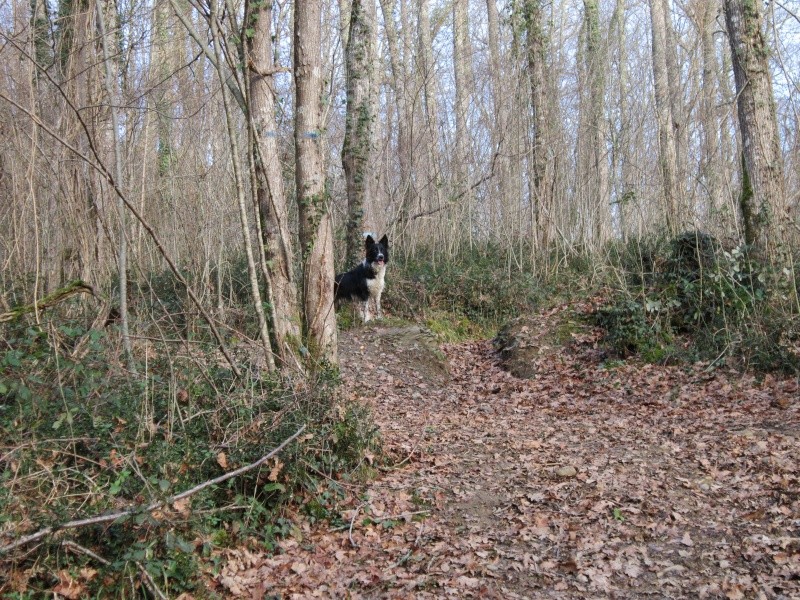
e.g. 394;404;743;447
0;304;379;597
383;246;548;340
596;232;800;372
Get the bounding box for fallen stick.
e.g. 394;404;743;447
0;280;94;323
0;424;306;555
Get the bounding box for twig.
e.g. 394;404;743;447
387;549;413;570
331;509;430;532
62;540;111;565
0;425;306;555
136;561;167;600
349;502;366;548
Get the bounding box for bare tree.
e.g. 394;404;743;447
342;0;377;268
95;0;134;372
245;0;302;367
578;0;609;249
295;0;338;364
649;0;681;233
452;0;472;249
724;0;787;257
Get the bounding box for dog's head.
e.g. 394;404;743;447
364;234;389;269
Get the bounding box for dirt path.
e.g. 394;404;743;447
217;312;800;599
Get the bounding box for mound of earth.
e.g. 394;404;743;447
494;302;601;378
339;324;449;387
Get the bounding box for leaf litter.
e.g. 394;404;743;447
213;302;799;598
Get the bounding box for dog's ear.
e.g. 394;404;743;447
364;235;375;246
379;234;388;248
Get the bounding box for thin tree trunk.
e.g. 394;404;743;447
96;0;135;373
486;0;508;236
295;0;338;364
661;0;686;200
417;0;442;245
379;0;412;231
209;0;276;372
452;0;472;249
698;0;723;220
580;0;608;249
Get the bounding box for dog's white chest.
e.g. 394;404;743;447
367;266;386;297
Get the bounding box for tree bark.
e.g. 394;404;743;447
698;0;723;219
649;0;681;233
522;0;553;253
579;0;609;249
295;0;338;365
245;0;302;367
724;0;786;257
342;0;376;268
452;0;472;250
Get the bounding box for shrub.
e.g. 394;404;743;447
0;305;378;596
386;245;542;328
599;232;799;372
592;294;665;359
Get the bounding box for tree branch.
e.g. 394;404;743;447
0;425;306;555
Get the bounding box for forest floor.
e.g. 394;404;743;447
213;301;800;599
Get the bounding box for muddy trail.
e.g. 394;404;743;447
216;304;800;599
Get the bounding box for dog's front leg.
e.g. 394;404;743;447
362;301;371;323
375;291;383;319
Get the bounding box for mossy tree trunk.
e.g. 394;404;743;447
522;0;553;254
342;0;376;269
295;0;338;365
724;0;786;258
579;0;609;249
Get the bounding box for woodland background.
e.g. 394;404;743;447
1;0;799;595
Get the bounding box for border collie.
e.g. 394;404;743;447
334;234;389;322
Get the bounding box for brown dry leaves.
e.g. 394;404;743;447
213;303;799;598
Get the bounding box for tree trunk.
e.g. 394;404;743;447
342;0;376;268
698;0;723;220
96;0;135;373
522;0;552;254
379;0;413;235
245;0;302;367
724;0;786;257
579;0;608;249
649;0;681;233
452;0;472;250
486;0;508;236
416;0;442;246
209;0;276;372
661;0;686;200
295;0;338;364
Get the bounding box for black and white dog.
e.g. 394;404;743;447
334;234;389;322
